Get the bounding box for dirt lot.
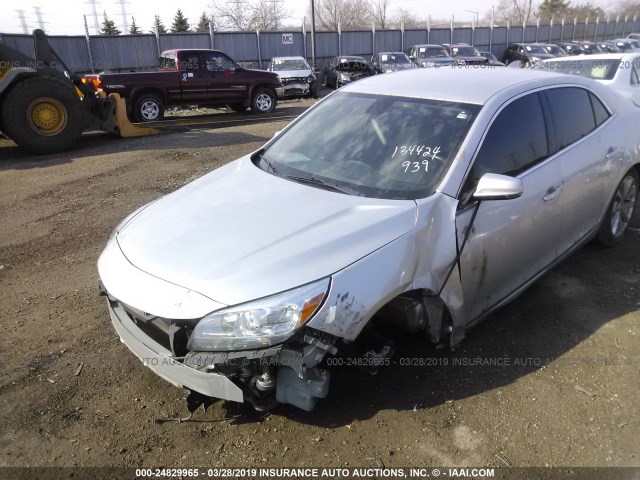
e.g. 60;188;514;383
0;100;639;472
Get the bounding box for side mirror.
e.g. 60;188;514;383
473;173;523;201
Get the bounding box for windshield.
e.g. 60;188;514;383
453;46;481;56
537;59;621;80
418;47;450;58
481;52;496;61
543;45;566;55
600;43;621;52
336;58;369;71
271;59;310;71
582;44;602;53
259;92;480;200
379;53;411;64
524;44;547;54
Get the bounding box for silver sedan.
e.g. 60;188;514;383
98;68;639;411
537;53;640;105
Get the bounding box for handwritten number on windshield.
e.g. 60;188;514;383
402;160;430;173
392;145;441;159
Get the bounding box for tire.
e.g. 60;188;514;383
310;81;320;99
1;75;82;154
133;94;164;122
250;87;276;114
228;103;248;112
598;168;638;246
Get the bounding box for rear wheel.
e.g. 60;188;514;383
251;87;276;114
598;169;638;246
133;94;164;122
1;75;82;154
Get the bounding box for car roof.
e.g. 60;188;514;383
343;67;604;105
542;52;639;61
377;51;406;55
271;56;307;61
411;44;446;48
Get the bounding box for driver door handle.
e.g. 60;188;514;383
543;181;564;202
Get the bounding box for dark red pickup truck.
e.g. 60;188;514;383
91;49;285;122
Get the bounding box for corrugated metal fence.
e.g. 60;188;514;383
1;18;639;74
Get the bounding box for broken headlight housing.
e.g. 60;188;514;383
188;278;330;352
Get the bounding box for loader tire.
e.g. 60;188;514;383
2;75;83;154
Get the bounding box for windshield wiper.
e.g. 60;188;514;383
286;175;364;196
253;149;280;175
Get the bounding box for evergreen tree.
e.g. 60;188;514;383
150;15;167;34
129;16;142;34
171;9;191;32
100;12;121;35
196;12;210;32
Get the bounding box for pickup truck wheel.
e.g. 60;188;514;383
1;75;82;154
228;103;248;112
598;169;638;246
134;94;164;122
251;88;276;114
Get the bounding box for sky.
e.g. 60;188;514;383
0;0;520;36
0;0;615;36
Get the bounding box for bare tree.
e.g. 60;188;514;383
614;0;640;16
312;0;373;31
493;0;538;25
210;0;287;31
390;7;422;29
373;0;391;28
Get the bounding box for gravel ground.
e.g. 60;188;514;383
0;99;639;471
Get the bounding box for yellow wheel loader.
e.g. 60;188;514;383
0;29;156;154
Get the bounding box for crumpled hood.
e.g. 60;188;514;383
116;156;417;306
276;69;313;79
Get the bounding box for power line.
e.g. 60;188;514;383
34;6;47;32
85;0;100;34
116;0;130;32
16;10;29;34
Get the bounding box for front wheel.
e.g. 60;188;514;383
133;94;164;122
1;75;82;154
251;88;276;114
598;169;638;246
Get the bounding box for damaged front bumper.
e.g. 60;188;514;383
106;295;336;411
108;298;244;402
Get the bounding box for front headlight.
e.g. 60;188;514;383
307;74;315;83
338;73;349;81
189;278;330;351
424;61;436;68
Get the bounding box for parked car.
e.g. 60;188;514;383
597;41;622;53
611;39;638;52
321;56;373;89
480;51;506;66
268;56;318;99
370;51;416;73
92;49;284;121
99;67;639;412
540;43;569;57
573;41;604;54
405;44;458;67
555;41;587;55
628;33;640;40
623;38;640;49
537;53;640;105
502;43;555;66
444;43;488;65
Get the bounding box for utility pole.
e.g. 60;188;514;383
310;0;317;70
16;10;29;34
34;7;47;32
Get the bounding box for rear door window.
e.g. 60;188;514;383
545;87;597;151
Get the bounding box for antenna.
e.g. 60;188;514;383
86;0;101;34
16;10;29;34
116;0;130;32
34;6;47;32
